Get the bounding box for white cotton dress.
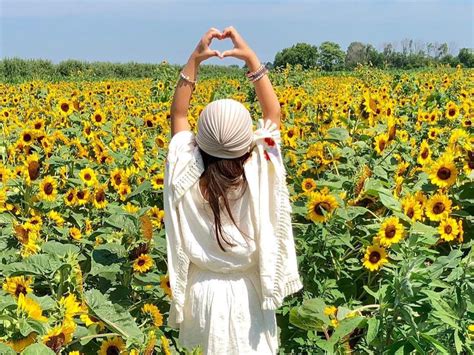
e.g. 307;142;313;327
176;173;279;354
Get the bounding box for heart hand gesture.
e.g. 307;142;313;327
220;26;255;62
190;26;256;64
191;27;224;64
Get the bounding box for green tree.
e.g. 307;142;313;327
458;48;474;68
345;42;368;69
273;42;318;69
318;41;345;71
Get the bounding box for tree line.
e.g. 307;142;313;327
271;40;473;71
1;39;472;82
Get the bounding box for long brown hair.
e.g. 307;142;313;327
198;147;253;252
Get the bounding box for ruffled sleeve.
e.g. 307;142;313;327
163;130;201;329
244;119;303;311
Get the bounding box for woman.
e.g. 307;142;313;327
163;26;303;354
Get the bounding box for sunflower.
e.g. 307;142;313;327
57;99;74;116
69;227;81;240
48;210;65;226
4;333;37;353
17;293;48;322
43;322;76;353
110;168;127;190
374;133;390;155
160;274;172;298
139;215;153;240
148;206;165;228
92;184;108;209
151;173;164;190
38;175;58;202
75;188;90;205
401;195;423;222
79;167;98;187
377;216;405;247
58;293;82;323
324;305;337;316
98;336;126;355
133;254;154;273
417;140;432;165
19;129;36;146
118;183;131;201
306;189;339;223
301;178;317;193
91;109;106;126
438;217;460;242
362;245;388;271
445;101;459;120
23;153;41;183
428;153;458;188
64;187;78;206
2;276;33;297
142;303;164;327
425;192;452;222
161;335;172;355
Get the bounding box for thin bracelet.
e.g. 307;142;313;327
179;71;197;85
246;64;266;79
251;67;269;82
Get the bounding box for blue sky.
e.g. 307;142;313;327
1;0;472;66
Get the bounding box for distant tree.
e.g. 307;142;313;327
366;45;385;68
458;48;474;68
273;43;318;69
345;42;368;69
318;41;345;71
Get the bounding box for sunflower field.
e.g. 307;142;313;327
0;63;473;354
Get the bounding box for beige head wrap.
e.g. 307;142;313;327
195;98;254;159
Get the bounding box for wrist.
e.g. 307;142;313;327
188;53;201;66
245;52;260;72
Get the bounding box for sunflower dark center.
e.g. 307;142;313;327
84;173;91;180
448;108;456;116
44;182;53;195
96;190;105;202
444;225;452;234
61;103;69;112
114;175;122;185
138;259;146;266
433;202;445;214
106;346;120;355
77;191;85;199
95;114;102;122
385;225;396;239
314;202;330;216
28;161;40;180
407;208;414;218
437;167;451;180
369;251;381;263
15;284;27;296
379;141;386;150
23;133;32;142
421;149;428;159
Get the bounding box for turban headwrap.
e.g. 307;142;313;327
195;98;254;159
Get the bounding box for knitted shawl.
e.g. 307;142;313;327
163;118;303;328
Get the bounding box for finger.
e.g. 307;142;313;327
205;29;222;45
221;49;237;58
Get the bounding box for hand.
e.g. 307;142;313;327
190;27;224;64
220;26;256;63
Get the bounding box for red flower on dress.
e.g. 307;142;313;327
264;137;276;147
264;150;270;161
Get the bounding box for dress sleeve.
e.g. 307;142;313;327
163;130;195;329
247;118;303;311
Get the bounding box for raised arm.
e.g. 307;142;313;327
221;26;281;130
170;28;224;137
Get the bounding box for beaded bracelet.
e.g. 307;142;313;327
246;63;267;80
251;67;269;82
179;71;197;85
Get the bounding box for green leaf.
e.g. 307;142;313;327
420;333;449;353
42;241;80;257
366;317;379;345
454;329;462;354
328;316;365;345
128;180;152;199
85;289;144;343
0;343;16;355
21;343;55;355
325;127;350;142
378;193;401;212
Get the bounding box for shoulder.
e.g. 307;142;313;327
167;130;198;164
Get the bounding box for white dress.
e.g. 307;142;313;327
167;132;279;354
